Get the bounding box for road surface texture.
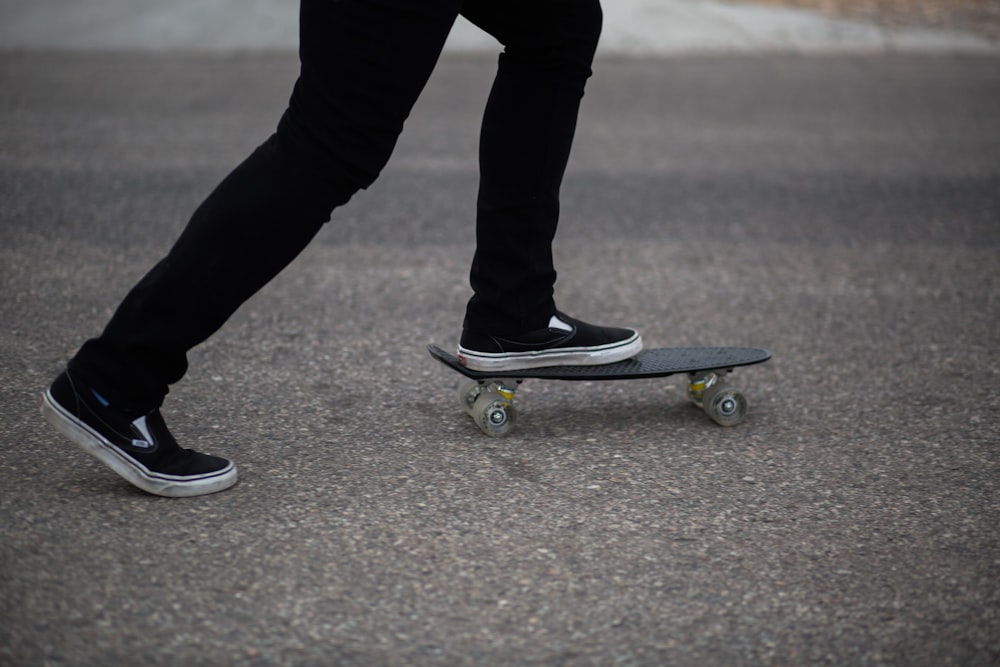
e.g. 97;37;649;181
1;4;998;666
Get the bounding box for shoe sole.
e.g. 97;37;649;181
459;335;643;372
39;390;238;498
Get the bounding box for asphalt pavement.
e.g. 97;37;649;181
1;3;999;666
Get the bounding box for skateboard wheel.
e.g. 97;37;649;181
457;379;483;416
472;391;517;438
705;387;748;427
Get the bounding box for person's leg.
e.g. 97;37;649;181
456;0;641;371
461;0;603;336
43;0;461;495
69;0;461;410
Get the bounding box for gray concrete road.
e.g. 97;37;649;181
2;49;999;665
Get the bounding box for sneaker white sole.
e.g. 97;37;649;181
458;334;643;372
39;390;238;498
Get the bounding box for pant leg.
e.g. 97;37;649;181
460;0;603;336
70;0;460;410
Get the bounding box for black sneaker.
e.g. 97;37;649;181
39;370;237;497
458;311;642;371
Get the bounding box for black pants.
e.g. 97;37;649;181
71;0;603;410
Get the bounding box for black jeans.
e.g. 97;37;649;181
70;0;603;410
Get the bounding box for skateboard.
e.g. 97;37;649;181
428;345;771;437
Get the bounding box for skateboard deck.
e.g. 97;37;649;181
428;344;770;436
